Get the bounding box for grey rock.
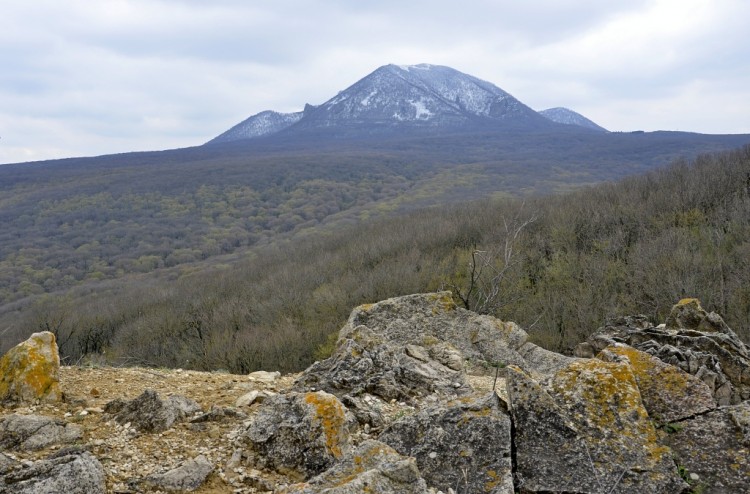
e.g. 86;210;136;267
106;389;201;433
294;325;470;404
506;363;687;493
0;414;82;451
341;393;386;430
190;405;246;423
662;402;750;493
0;453;18;475
344;292;529;370
144;455;213;492
518;341;580;376
579;304;750;405
379;392;513;493
282;439;428;494
1;451;105;494
242;391;352;480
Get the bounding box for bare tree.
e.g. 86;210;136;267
451;205;538;314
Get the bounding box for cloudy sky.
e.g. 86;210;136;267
1;0;749;164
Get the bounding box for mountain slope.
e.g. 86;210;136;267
209;110;303;144
540;107;608;132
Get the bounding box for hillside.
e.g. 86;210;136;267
2;146;749;375
1;130;748;308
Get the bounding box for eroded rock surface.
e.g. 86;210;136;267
241;391;352;480
506;362;687;493
0;451;105;494
379;392;513;493
0;414;82;451
294;325;470;403
579;300;750;405
597;344;716;423
104;389;201;433
662;402;750;494
282;439;428;494
143;454;213;492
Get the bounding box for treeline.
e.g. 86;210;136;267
2;146;750;372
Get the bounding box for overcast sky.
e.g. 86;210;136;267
1;0;749;164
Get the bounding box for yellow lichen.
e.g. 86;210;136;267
304;392;347;459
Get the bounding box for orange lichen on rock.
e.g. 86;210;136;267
304;391;348;459
0;331;62;403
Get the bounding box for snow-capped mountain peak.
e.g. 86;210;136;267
208;64;583;144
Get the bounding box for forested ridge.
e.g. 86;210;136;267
2;146;749;373
1;129;747;305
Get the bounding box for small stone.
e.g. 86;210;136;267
690;472;700;481
428;452;438;459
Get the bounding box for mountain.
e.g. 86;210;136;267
210;110;303;143
540;107;608;132
208;63;557;143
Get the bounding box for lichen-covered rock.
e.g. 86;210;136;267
665;298;730;332
294;325;470;403
578;302;750;405
1;451;106;494
104;389;201;433
379;392;513;493
345;292;529;370
282;440;428;494
143;455;213;492
0;414;82;451
662;402;750;493
0;332;61;403
506;363;687;493
242;391;352;480
597;344;716;423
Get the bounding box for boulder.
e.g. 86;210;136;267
517;341;580;376
0;451;105;494
378;392;513;493
241;391;352;480
0;331;61;403
0;414;82;451
578;301;750;405
345;292;529;370
282;439;428;494
597;345;716;423
104;389;201;433
661;402;750;493
294;325;470;404
247;370;281;383
506;362;687;493
143;455;213;492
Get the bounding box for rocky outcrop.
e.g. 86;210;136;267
241;391;353;480
0;332;61;403
293;325;470;403
0;451;106;494
104;389;201;433
661;402;750;493
378;392;513;493
282;440;428;494
0;414;82;451
578;300;750;405
506;362;687;493
2;292;749;493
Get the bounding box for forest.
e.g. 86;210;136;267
2;145;749;373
